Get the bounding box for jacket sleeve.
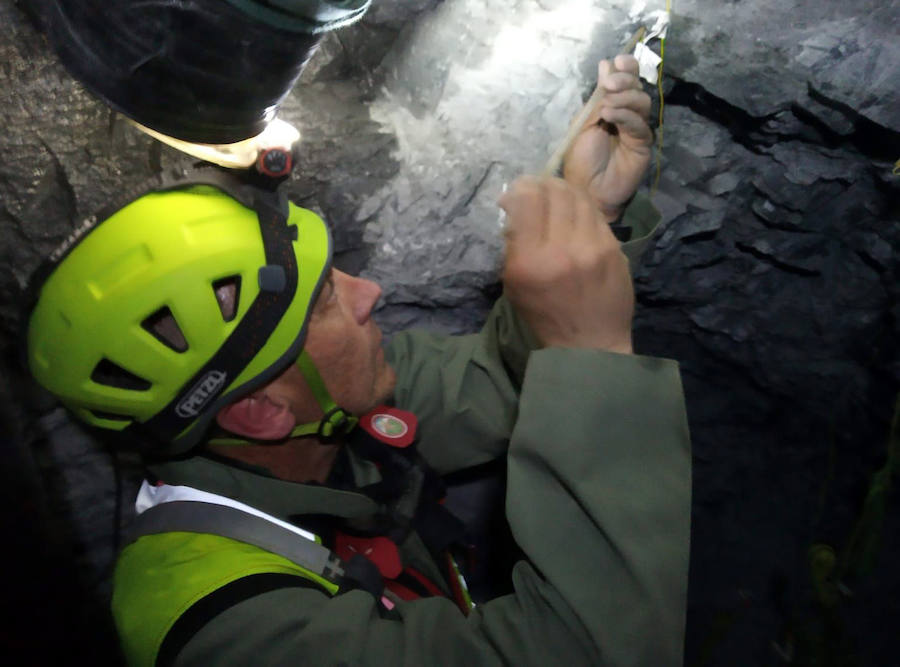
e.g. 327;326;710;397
175;348;691;666
386;294;535;474
386;192;663;475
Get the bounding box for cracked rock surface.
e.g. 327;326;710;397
2;0;898;664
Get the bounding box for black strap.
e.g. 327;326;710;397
128;177;299;447
125;501;382;598
412;501;469;558
156;573;321;667
350;430;467;553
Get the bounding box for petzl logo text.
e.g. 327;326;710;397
176;371;227;418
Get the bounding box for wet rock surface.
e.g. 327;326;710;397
2;0;898;664
634;97;898;665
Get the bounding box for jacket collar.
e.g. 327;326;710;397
147;445;383;523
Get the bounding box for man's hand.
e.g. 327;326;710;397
563;55;653;219
499;177;634;353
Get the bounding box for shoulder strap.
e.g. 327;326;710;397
125;500;383;597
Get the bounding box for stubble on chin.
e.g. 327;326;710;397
374;355;397;407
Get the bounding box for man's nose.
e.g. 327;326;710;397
338;271;382;324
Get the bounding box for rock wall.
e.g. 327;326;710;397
2;0;898;664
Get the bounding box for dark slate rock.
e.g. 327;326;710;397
751;197;805;229
800;11;900;132
848;230;894;272
735;233;833;275
765;142;860;186
669;0;899;132
688;304;755;343
632;78;896;661
796;87;857;137
759;109;829;146
31;408;143;596
656;207;725;249
297;32;348;83
3;2;900;666
707;172;741;196
752;170;818;213
646;183;689;228
364;0;441;30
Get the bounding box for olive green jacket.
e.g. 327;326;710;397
112;196;692;666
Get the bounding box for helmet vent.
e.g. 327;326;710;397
91;359;152;391
142;306;188;353
213;276;241;322
88;409;132;424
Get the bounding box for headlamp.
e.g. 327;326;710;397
129;118;301;171
39;0;371;144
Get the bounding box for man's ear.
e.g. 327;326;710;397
216;392;296;440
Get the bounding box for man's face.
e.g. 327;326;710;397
211;269;395;452
298;269;396;416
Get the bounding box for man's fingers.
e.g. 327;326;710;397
612;54;640;78
598;58;613;85
502;176;636;352
601;71;642;94
578;60;643;131
599;89;652;120
598;107;654;144
599;58;642;91
499;177;547;245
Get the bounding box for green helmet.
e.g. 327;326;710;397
26;171;332;456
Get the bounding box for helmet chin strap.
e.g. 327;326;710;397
288;350;358;439
207;350;357;447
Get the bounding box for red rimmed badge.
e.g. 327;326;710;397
359;406;417;448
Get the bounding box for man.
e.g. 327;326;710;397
26;56;690;665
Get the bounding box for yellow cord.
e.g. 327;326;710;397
651;0;671;198
893;158;900;175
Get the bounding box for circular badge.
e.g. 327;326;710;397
371;413;408;439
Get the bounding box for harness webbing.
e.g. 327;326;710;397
124;500;382;598
204;351;358;447
290;350;358;439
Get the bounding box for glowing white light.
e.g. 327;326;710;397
363;0;612;254
128;118;301;168
629;0;649;21
486;0;599;72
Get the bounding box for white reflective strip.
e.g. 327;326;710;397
135;480;318;543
